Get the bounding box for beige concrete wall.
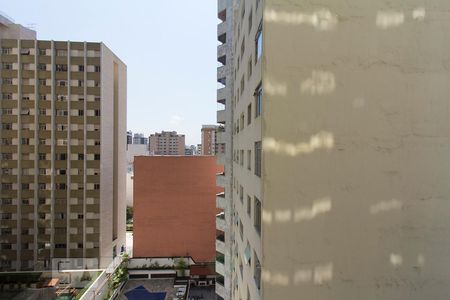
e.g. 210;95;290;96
262;1;450;299
99;44;127;267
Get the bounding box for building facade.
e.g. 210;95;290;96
126;130;132;145
148;131;185;156
133;156;222;264
201;125;218;155
132;132;148;145
0;18;127;271
217;1;450;300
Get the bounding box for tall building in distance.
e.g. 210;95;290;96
184;145;197;156
0;16;127;271
126;130;132;145
201;125;217;155
217;1;450;300
148;131;185;156
132;132;148;145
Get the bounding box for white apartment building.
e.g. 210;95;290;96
217;1;450;300
0;16;127;271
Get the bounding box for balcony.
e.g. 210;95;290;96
217;87;228;104
217;65;227;82
217;109;226;124
216;150;225;166
218;1;226;16
216;236;226;254
216;172;227;187
216;192;225;210
216;279;227;299
217;43;227;60
216;254;225;276
216;129;226;144
217;21;227;36
216;212;226;231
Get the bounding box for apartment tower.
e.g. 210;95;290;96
217;1;450;300
148;131;185;155
201;125;218;155
0;17;126;271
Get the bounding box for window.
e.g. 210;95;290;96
56;50;67;57
78;154;84;160
254;141;261;177
39;79;46;86
1;108;12;115
38;49;46;56
1;213;12;220
247;150;252;170
78;214;84;219
39;109;47;115
240;149;244;166
1;153;12;160
78;110;84;116
1;198;12;205
254;197;261;234
38;153;46;160
94;109;101;116
94;154;100;160
56;64;68;72
2;93;12;99
247;104;252;125
248;56;253;80
55;153;67;160
254;83;262;118
254;253;261;290
2;63;12;70
56;109;68;116
22;183;29;190
255;22;263;60
239;218;244;240
2;123;12;130
239;185;244;203
1;48;11;54
39;94;47;100
94;184;100;190
1;243;12;250
1;228;12;235
78;80;84;87
55;183;66;190
94;65;101;72
2;78;12;84
39;183;46;190
21;138;30;145
247;195;252;216
37;63;46;71
78;65;84;72
55;243;67;249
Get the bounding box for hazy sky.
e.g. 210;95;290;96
0;1;218;146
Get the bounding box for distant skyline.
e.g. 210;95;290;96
0;1;218;145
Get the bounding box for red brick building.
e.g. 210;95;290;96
133;156;223;263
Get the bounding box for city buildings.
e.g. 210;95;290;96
0;16;126;271
133;156;222;265
216;1;450;300
132;132;148;145
126;130;132;145
148;131;185;156
185;145;197;156
201;125;218;155
197;144;203;155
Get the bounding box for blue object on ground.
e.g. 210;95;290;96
124;285;166;300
